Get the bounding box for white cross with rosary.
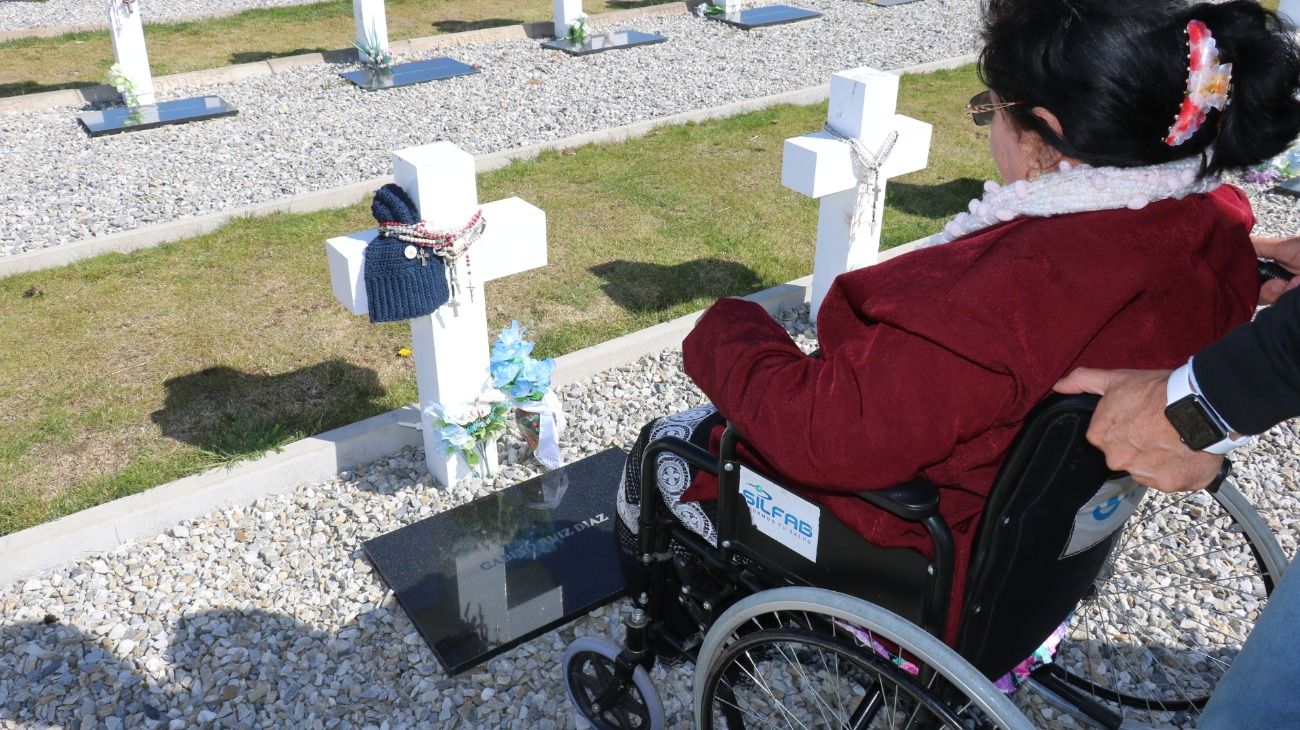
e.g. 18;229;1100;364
327;142;548;487
782;66;932;319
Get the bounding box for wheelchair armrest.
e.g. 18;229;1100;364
717;421;939;521
855;479;941;522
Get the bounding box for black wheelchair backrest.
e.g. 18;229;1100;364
954;393;1126;677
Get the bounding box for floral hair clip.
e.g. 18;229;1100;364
1164;19;1233;147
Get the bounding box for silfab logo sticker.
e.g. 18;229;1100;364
1061;476;1147;558
739;467;820;562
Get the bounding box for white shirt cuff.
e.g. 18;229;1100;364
1167;359;1253;455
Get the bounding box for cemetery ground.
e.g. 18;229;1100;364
0;66;995;538
0;0;671;98
3;4;1299;723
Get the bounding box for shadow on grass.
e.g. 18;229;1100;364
0;79;96;98
228;47;333;65
887;177;986;220
433;18;525;34
150;360;385;464
590;258;764;314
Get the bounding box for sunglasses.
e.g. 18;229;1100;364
966;90;1020;126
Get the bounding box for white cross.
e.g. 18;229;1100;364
352;0;391;59
553;0;587;38
326;142;548;487
106;0;156;106
782;67;931;319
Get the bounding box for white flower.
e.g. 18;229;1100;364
440;401;482;425
424;385;509;426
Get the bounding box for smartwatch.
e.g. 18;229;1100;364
1164;361;1253;455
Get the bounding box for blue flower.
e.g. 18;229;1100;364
520;357;555;392
439;422;473;449
425;401;447;422
491;338;534;363
490;359;523;388
491;321;535;363
498;320;525;345
506;377;537;400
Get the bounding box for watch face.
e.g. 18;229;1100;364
1165;395;1226;451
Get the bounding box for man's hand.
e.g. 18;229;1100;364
1253;235;1300;305
1053;367;1225;493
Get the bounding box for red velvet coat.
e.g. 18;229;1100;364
681;185;1259;642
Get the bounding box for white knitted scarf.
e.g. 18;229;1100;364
920;155;1220;248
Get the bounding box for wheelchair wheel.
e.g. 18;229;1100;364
694;587;1033;730
564;637;665;730
1041;480;1287;727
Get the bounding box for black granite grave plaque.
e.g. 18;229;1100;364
76;96;237;137
364;447;628;675
712;4;822;29
540;30;668;56
1275;177;1300;198
870;0;924;6
339;57;479;91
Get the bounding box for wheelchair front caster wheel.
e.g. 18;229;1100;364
564;637;664;730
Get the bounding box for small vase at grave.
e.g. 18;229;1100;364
514;409;542;452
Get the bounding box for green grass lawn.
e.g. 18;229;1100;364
0;65;995;536
0;0;669;98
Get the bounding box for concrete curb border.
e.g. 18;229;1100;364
0;239;923;588
0;3;695;112
0;51;976;279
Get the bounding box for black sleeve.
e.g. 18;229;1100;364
1193;287;1300;435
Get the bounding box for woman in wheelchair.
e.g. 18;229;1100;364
597;0;1300;726
620;0;1300;636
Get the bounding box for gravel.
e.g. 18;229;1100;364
1235;178;1300;239
1;299;1298;728
0;0;338;34
0;0;984;256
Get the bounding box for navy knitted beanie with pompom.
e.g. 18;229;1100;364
363;184;450;323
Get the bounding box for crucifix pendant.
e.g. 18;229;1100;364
869;174;884;231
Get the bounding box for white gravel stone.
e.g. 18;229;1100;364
0;0;984;257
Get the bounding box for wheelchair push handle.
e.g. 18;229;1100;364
1259;258;1295;283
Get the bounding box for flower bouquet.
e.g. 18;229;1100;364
490;321;567;469
424;387;510;479
353;28;394;73
566;17;590;46
696;2;727;17
1245;144;1300;185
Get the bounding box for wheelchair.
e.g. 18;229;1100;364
562;394;1288;729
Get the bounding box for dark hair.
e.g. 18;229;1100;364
979;0;1300;175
